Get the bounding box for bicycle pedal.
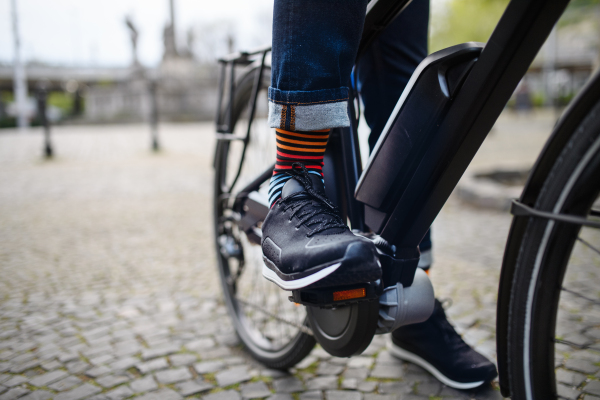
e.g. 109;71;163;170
288;281;382;308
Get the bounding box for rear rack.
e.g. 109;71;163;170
215;45;271;134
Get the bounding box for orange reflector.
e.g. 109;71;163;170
333;288;366;302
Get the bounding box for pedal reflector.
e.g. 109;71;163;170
333;288;366;302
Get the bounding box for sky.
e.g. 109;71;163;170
0;0;275;67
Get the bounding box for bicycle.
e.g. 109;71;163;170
212;0;600;398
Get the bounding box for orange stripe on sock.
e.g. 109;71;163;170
275;128;330;139
276;135;328;146
277;143;326;153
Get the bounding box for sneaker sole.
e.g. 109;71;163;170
387;337;485;390
262;262;342;290
262;241;381;290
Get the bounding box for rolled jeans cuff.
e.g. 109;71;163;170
268;86;350;131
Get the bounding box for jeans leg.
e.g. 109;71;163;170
356;0;431;258
356;0;429;151
269;0;369;131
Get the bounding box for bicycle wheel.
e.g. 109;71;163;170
213;65;316;369
507;99;600;399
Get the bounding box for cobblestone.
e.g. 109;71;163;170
175;379;213;396
0;119;590;399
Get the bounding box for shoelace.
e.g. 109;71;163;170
280;164;347;237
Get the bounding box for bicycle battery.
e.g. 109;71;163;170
355;42;483;242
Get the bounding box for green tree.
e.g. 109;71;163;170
429;0;510;53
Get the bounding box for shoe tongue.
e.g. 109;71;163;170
281;174;326;199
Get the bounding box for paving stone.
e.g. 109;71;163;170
342;378;358;390
10;360;41;373
343;369;369;381
357;381;377;393
299;391;323;400
556;368;587;386
223;357;246;366
325;390;362;400
86;365;112;378
415;380;441;396
40;360;62;371
29;370;69;387
203;390;242;400
241;381;271;398
170;354;197;366
136;358;169;374
201;347;232;360
49;376;83;391
130;375;158;393
295;356;318;370
363;395;397;400
176;379;213;396
58;353;79;364
141;344;180;361
260;369;288;379
185;338;215;352
266;395;294;400
0;387;30;400
65;361;90;374
96;374;129;389
347;357;374;369
195;361;226;374
565;358;599;375
316;362;344;376
89;354;114;366
20;390;54;400
378;382;412;395
3;376;27;388
369;364;403;379
306;376;338;391
0;376;9;385
135;388;183;400
584;381;600;397
216;366;251;387
104;385;134;400
108;357;138;371
273;377;304;393
376;352;402;366
54;383;102;400
155;367;193;384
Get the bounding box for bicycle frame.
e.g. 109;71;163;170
215;0;575;395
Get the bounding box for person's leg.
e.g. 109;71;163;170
356;0;497;389
262;0;380;290
268;0;369;207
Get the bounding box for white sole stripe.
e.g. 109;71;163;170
388;338;485;390
262;262;341;290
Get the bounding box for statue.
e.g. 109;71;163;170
163;0;179;59
125;16;140;67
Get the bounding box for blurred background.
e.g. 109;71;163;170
0;0;598;127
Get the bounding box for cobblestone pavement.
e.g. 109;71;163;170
0;115;598;400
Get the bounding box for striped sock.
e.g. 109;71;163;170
268;128;330;207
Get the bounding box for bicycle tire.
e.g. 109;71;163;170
213;65;316;369
506;99;600;399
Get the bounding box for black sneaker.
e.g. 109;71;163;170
261;165;381;290
389;299;498;389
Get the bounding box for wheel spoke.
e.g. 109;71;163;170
561;286;600;306
237;298;313;336
554;338;600;352
577;236;600;256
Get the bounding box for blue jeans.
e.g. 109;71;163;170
269;0;432;256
